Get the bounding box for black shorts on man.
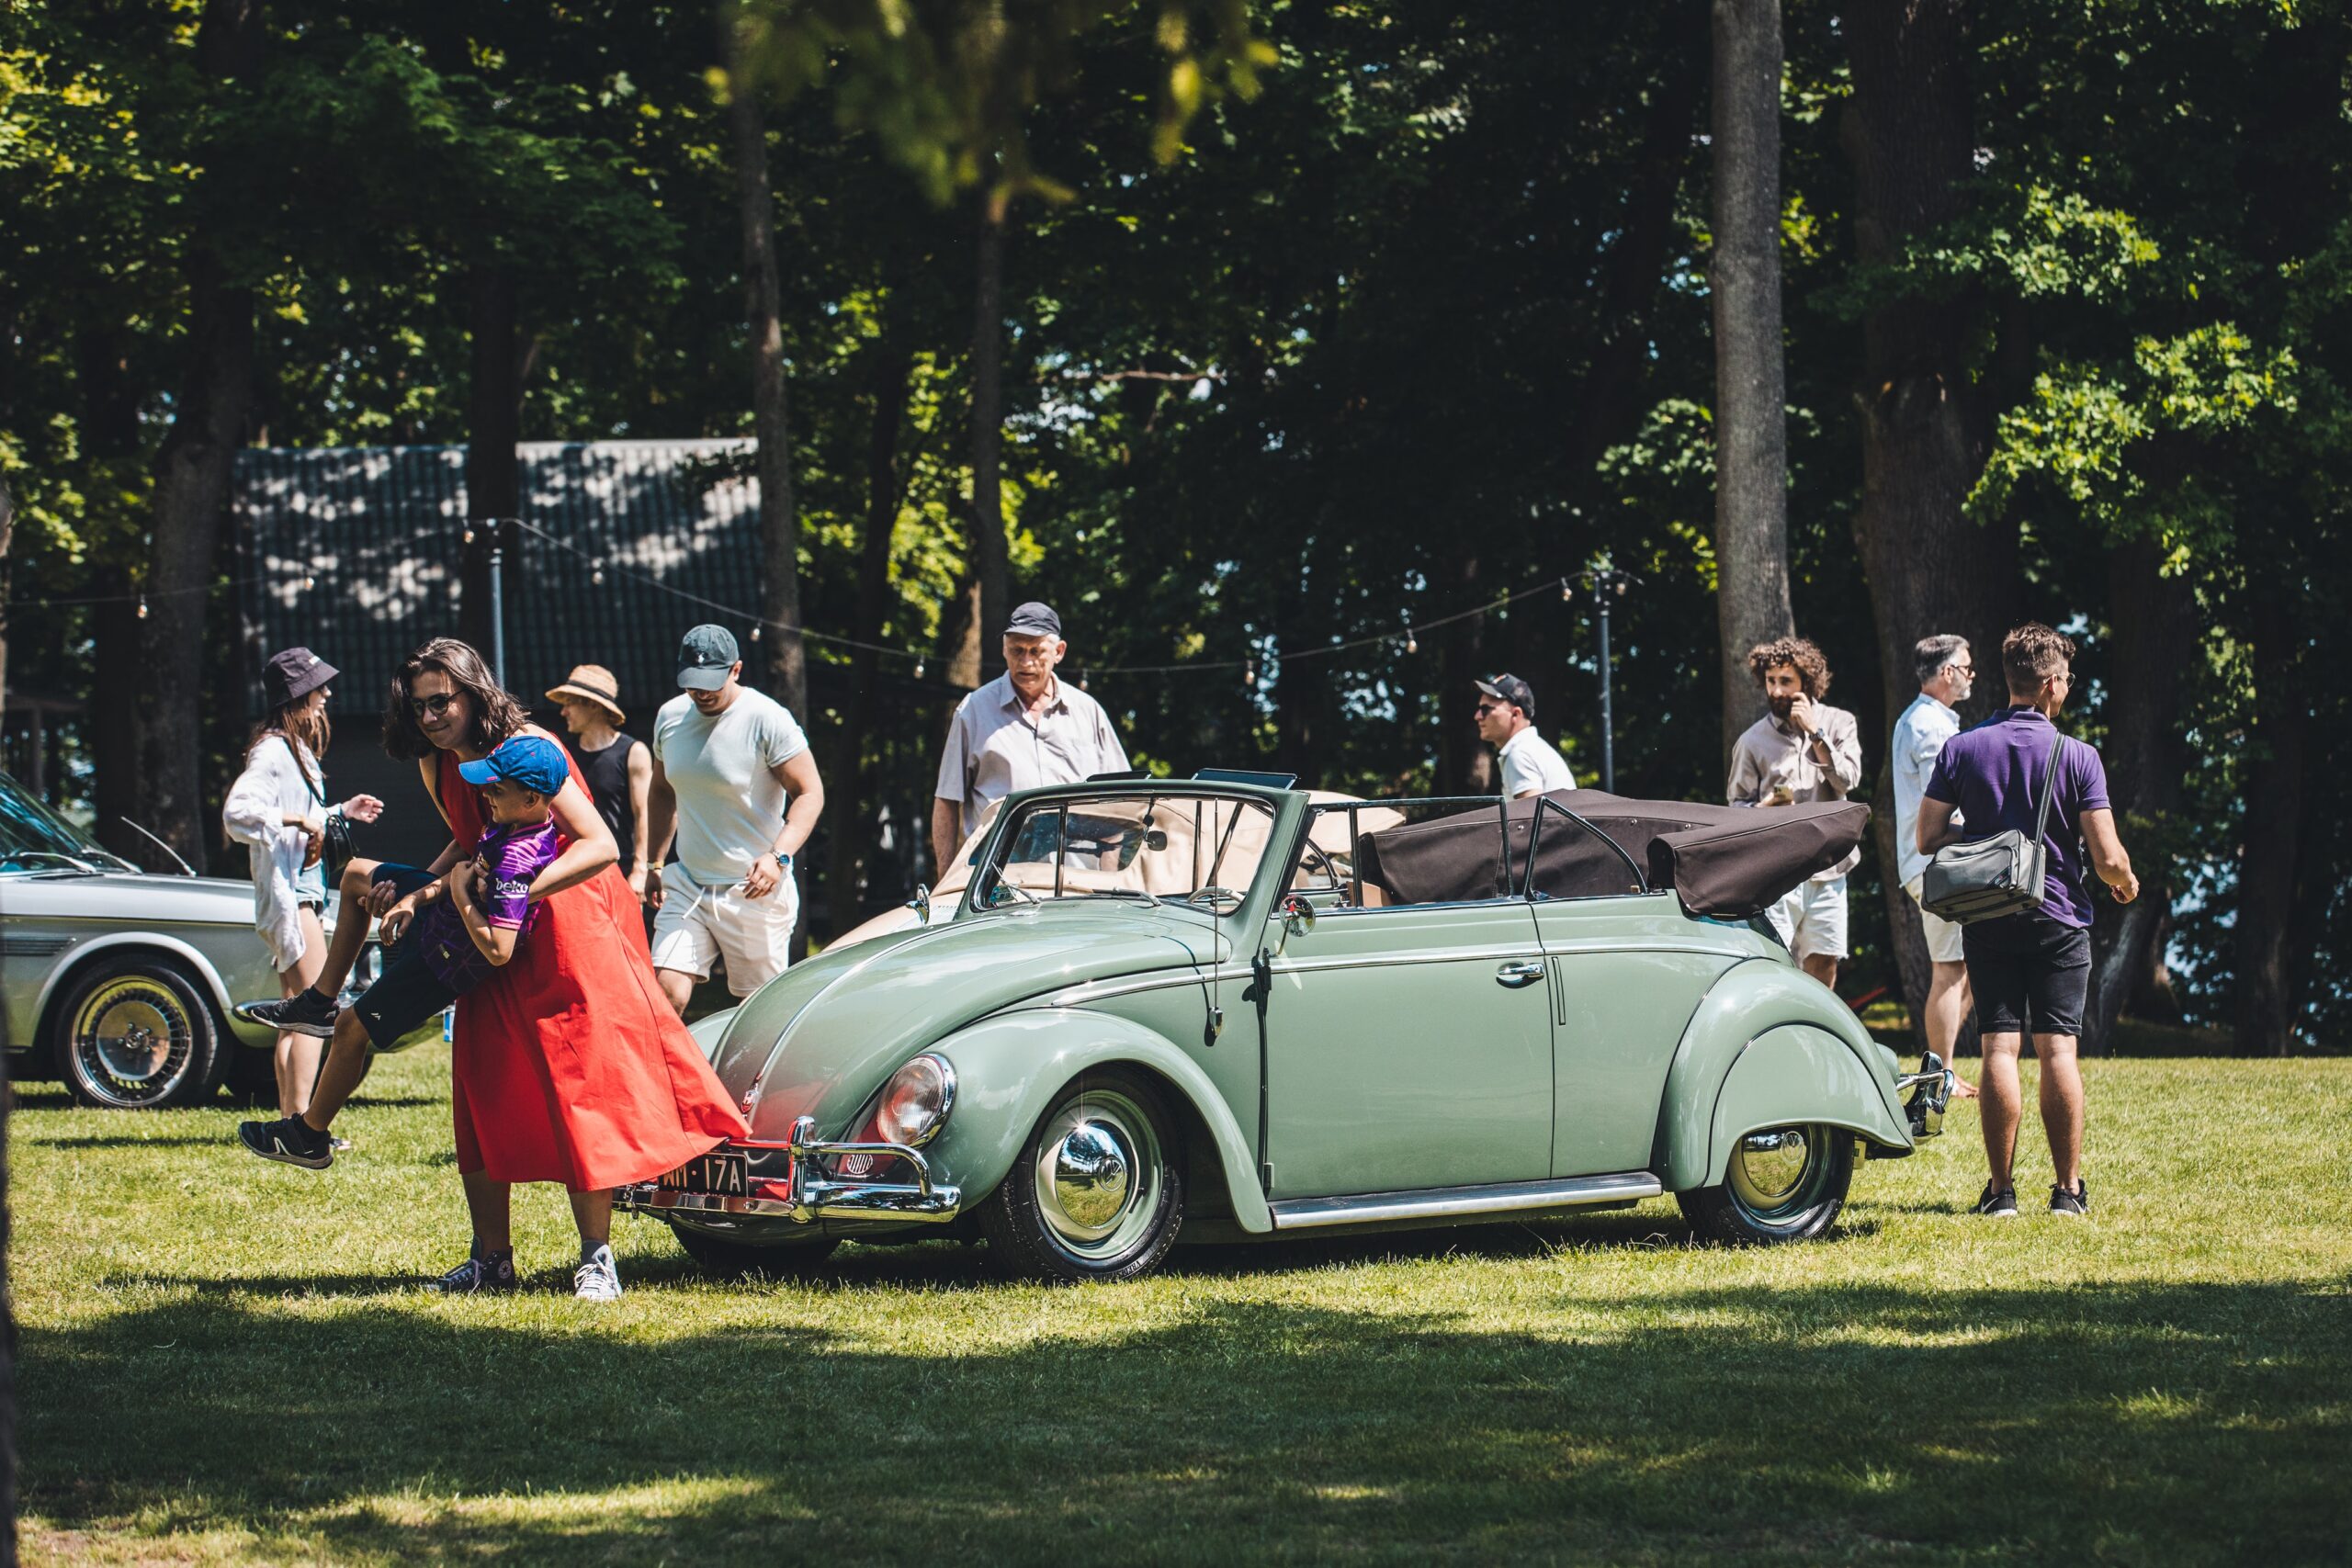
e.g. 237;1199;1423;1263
1962;908;2091;1038
348;863;461;1048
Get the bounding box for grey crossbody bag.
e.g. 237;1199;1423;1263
1918;730;2065;925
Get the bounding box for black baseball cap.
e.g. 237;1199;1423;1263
263;647;337;708
676;625;741;691
1004;602;1061;638
1475;673;1535;720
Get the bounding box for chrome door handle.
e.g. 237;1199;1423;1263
1495;960;1546;988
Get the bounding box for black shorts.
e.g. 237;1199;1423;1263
1963;910;2091;1038
348;863;456;1049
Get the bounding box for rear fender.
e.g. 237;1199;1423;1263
922;1009;1271;1234
1656;958;1911;1191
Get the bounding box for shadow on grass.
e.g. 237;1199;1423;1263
24;1278;2348;1564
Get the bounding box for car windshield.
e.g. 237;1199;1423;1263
0;771;133;874
974;793;1277;913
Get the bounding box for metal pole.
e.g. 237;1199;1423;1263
487;519;507;683
1596;575;1615;792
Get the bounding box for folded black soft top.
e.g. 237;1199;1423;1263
1350;788;1870;919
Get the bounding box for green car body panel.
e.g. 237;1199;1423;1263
653;778;1929;1250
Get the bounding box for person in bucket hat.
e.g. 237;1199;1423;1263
548;663;651;896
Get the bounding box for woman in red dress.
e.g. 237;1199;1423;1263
281;637;748;1298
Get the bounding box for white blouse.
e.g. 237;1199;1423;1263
221;734;327;972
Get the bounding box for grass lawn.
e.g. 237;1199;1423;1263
17;1050;2352;1565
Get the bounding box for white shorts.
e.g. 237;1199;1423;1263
1765;875;1849;961
649;862;797;998
1903;875;1968;964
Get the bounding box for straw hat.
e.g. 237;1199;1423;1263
546;663;626;725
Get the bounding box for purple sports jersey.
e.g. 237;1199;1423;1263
409;818;561;992
1924;706;2110;928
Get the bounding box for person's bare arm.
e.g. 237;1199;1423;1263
526;779;619;902
741;750;826;899
626;739;653;894
643;751;676;908
1917;797;1961;856
2079;807;2140;903
447;861;523;965
932;797;964;878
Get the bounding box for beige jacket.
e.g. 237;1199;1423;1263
1726;705;1863;880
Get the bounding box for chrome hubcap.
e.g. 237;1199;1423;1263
1733;1128;1811;1207
74;978;193;1107
1031;1089;1160;1259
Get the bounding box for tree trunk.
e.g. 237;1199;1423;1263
2234;609;2308;1055
459;264;520;669
826;340;912;934
0;474;11;738
1709;0;1796;765
136;0;263;866
1845;0;2018;1041
722;0;806;719
2084;539;2190;1053
970;204;1010;676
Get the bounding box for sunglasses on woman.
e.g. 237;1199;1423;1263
408;691;461;718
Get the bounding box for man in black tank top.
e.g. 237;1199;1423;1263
548;663;651;896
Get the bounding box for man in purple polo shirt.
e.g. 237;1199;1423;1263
1917;623;2140;1220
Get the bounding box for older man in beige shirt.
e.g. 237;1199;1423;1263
1727;635;1863;988
931;602;1131;874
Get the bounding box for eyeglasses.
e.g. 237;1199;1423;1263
408;691;460;718
1474;702;1505;716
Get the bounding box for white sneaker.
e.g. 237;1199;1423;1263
573;1244;623;1302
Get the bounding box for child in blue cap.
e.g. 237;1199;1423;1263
237;734;569;1169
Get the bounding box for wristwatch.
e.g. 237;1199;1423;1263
772;851;793;872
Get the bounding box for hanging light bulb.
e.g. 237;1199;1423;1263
302;573;316;591
913;659;926;681
591;561;605;585
1402;615;1418;655
137;595;149;620
1078;670;1090;692
463;525;475;545
1560;577;1574;602
1243;654;1258;688
750;624;763;644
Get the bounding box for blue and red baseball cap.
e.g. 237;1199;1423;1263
458;734;568;795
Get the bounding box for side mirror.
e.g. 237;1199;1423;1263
908;883;933;925
1272;893;1316;956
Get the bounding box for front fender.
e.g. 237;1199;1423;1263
923;1009;1272;1234
1656;958;1911;1191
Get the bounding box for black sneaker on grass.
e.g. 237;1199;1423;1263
2050;1180;2090;1218
237;1115;334;1170
235;987;339;1039
1973;1182;2018;1218
436;1250;518;1294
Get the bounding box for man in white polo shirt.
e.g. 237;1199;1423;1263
1892;632;1978;1095
644;625;825;1012
1474;673;1576;798
932;601;1130;874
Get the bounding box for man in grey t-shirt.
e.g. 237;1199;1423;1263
645;626;826;1010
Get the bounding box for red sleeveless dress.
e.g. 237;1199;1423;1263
437;748;749;1190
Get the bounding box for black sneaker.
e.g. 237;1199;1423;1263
235;987;339;1039
237;1115;334;1170
2050;1180;2089;1218
435;1251;518;1294
1973;1182;2018;1218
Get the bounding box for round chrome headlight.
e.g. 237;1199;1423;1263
874;1054;956;1147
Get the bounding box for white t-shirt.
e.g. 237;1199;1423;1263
652;686;809;886
1498;727;1576;798
1891;691;1961;887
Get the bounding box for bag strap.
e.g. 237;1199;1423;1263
2030;727;2065;847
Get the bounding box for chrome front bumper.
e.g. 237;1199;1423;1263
1896;1051;1956;1139
614;1114;964;1225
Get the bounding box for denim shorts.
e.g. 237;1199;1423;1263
1962;909;2091;1038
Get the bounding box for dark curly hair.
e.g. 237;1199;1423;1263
382;637;529;760
1747;636;1832;700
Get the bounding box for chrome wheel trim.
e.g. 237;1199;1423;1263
1031;1089;1162;1262
1726;1126;1824;1222
70;977;197;1109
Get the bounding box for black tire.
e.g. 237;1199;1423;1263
1677;1124;1854;1245
670;1223;841;1280
53;956;228;1111
978;1070;1184;1283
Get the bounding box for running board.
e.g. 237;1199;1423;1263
1269;1171;1663;1231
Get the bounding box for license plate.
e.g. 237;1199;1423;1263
659;1149;750;1197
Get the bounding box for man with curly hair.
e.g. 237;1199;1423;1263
1727;635;1863;988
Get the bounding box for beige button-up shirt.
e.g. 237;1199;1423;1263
934;673;1131;842
1726;703;1864;880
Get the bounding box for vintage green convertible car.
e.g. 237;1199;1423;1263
618;776;1954;1281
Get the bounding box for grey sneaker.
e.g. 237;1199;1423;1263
237;1115;333;1170
435;1249;517;1293
2050;1180;2089;1218
1973;1182;2018;1218
573;1244;623;1302
236;987;339;1039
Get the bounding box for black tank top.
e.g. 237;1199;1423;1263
574;732;641;872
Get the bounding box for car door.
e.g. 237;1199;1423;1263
1261;897;1554;1199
